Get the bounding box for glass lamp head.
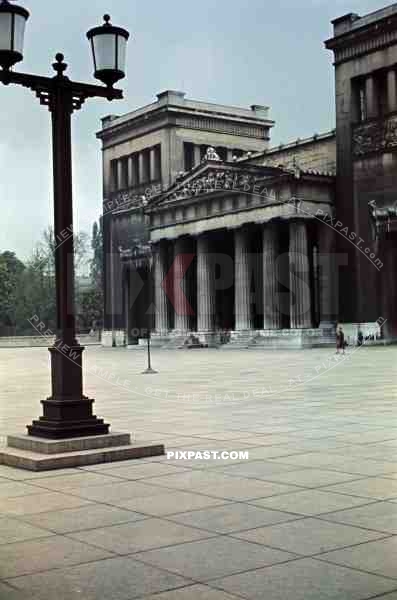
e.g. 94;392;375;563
87;14;129;88
0;0;29;70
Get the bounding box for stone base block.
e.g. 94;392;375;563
252;329;324;349
0;432;164;471
7;433;131;455
196;332;219;348
101;330;125;347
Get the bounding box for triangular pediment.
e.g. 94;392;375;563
150;159;289;208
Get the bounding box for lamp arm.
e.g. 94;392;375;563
0;60;122;112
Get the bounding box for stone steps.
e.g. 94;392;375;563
0;433;164;471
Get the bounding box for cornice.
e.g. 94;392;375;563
325;14;397;65
97;104;274;145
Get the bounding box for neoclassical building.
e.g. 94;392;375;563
98;2;397;347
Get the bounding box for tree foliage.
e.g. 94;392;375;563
0;222;104;336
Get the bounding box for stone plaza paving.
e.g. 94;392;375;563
1;345;397;599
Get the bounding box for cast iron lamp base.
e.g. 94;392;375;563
142;367;158;374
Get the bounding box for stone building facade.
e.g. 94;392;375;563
98;91;280;346
326;4;397;337
98;2;397;347
143;156;335;348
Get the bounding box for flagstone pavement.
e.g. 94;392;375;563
1;345;397;599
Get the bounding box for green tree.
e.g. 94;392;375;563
11;227;90;335
80;218;104;330
14;244;56;335
0;251;25;334
91;219;103;290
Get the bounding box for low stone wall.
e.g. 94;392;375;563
0;334;101;348
341;322;383;346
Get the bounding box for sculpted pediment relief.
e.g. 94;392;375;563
153;162;286;208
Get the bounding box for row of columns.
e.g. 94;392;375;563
364;68;397;119
113;146;161;191
153;220;319;333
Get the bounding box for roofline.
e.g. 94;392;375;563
97;90;274;138
239;129;336;161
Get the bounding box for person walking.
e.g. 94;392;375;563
336;324;346;354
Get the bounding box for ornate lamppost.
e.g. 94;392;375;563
0;2;130;438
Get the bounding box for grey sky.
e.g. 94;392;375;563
0;0;389;259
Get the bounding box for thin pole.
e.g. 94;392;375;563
147;331;151;370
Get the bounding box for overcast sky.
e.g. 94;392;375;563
0;0;390;259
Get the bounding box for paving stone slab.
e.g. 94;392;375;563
113;490;228;516
250;489;377;516
0;491;93;516
318;536;397;579
6;557;190;600
323;501;397;534
137;584;242;599
134;536;296;581
17;503;146;534
70;517;213;554
0;536;113;578
323;477;397;500
0;517;54;544
233;517;385;555
167;502;298;534
212;557;397;600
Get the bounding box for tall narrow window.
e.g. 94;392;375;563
216;147;227;161
353;77;367;123
183;142;194;171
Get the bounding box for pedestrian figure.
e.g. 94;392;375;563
336;324;345;354
357;328;364;346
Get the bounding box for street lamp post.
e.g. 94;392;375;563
0;2;130;438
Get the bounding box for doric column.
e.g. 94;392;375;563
263;224;282;329
116;159;123;191
227;149;234;162
138;152;146;185
318;223;337;327
234;228;252;330
150;147;156;182
388;69;397;113
127;155;136;188
193;145;201;167
197;235;216;331
153;241;169;333
174;237;192;332
366;75;377;119
289;220;312;329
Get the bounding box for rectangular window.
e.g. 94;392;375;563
216;147;227;161
352;77;366;123
183;142;194;172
